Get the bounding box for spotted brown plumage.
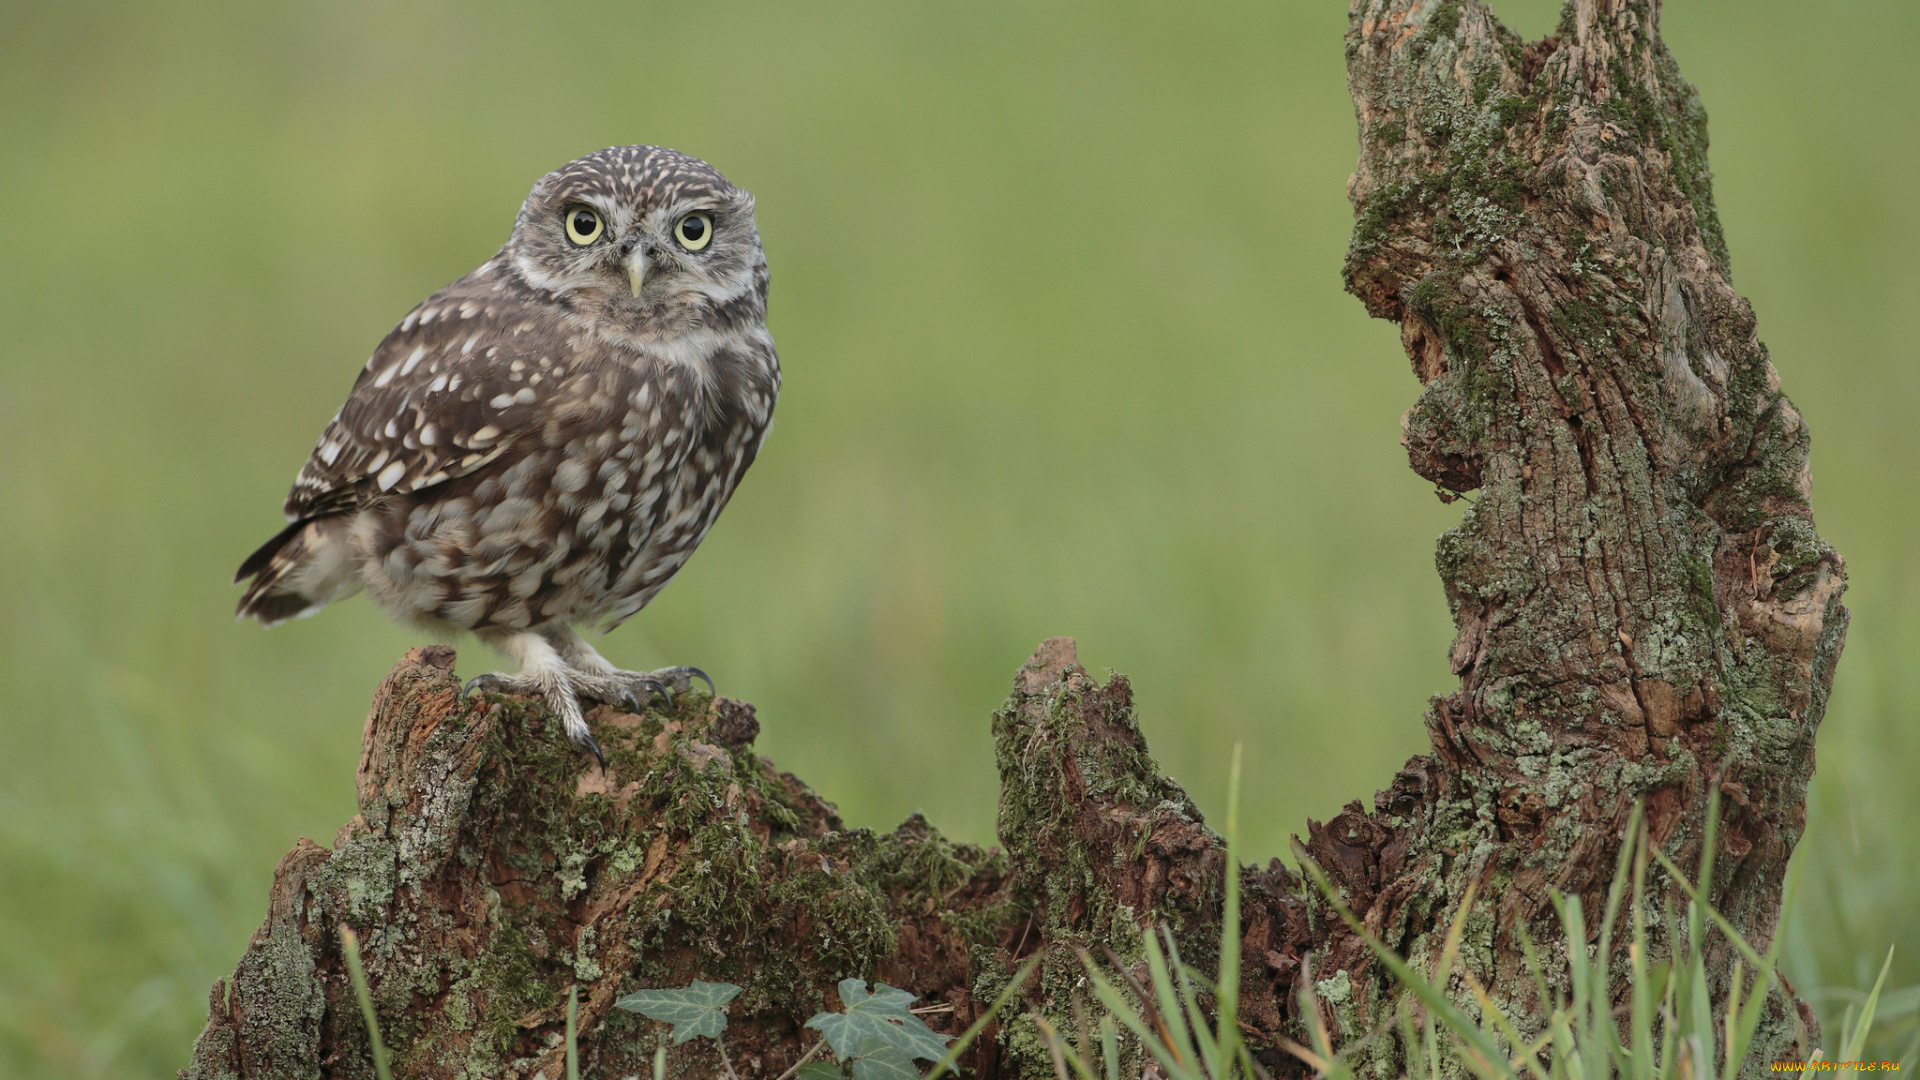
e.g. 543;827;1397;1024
236;146;780;763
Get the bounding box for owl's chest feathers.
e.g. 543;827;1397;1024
570;334;774;593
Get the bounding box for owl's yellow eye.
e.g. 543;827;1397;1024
674;212;713;251
563;206;604;246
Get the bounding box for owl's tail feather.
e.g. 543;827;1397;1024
235;516;360;626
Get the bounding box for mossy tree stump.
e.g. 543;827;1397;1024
183;641;1235;1079
186;2;1843;1077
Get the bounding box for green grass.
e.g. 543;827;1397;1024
0;0;1915;1075
1293;796;1905;1080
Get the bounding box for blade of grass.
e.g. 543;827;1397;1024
1643;838;1788;1078
1295;855;1510;1075
338;926;392;1080
1516;922;1554;1035
1426;995;1443;1080
768;1039;829;1080
1219;745;1245;1075
924;951;1044;1080
1075;995;1094;1078
1098;943;1179;1059
566;985;580;1080
1143;927;1196;1070
1841;946;1896;1064
1164;929;1223;1076
1035;1014;1079;1080
1600;806;1644;1080
1286;955;1360;1080
1552;893;1594;1080
1693;789;1720;959
1085;961;1194;1080
1644;846;1770;974
1722;959;1746;1080
1683;905;1713;1080
1630;829;1656;1080
1726;925;1784;1074
1456;963;1549;1080
1397;994;1422;1080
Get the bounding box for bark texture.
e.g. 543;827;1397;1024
185;2;1843;1076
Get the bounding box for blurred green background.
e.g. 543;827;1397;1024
1;0;1914;1073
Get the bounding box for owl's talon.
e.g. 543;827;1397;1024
575;730;607;772
571;674;650;714
643;666;713;697
464;672;529;699
633;677;673;708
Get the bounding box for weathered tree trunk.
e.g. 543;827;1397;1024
184;2;1843;1077
1320;0;1844;1069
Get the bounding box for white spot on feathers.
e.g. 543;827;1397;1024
553;460;589;492
377;460;408;490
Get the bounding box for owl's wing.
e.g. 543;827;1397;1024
280;293;594;522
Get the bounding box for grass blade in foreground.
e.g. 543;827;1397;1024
567;985;580;1080
339;925;392;1080
923;952;1043;1080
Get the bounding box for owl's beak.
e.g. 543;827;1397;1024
624;249;651;297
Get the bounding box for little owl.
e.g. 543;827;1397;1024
235;146;779;766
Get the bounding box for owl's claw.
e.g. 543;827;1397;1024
572;675;656;714
458;650;714;769
463;671;523;698
629;666;712;698
665;666;716;697
582;667;712;711
574;729;607;772
459;669;606;771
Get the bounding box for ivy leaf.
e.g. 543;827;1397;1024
795;1064;845;1080
845;1037;922;1080
612;980;742;1044
805;979;951;1063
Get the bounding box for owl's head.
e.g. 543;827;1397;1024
505;146;766;331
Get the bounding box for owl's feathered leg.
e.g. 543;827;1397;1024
553;630;715;704
463;632;607;769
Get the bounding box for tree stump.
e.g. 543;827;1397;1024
1325;0;1844;1070
184;2;1843;1076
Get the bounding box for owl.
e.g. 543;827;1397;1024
235;146;779;766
